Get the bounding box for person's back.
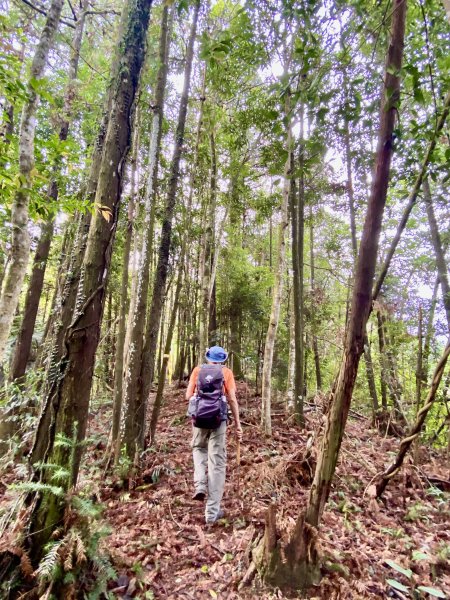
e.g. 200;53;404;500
186;346;243;525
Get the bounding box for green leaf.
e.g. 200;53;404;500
412;550;432;562
387;579;410;593
416;586;446;598
209;590;218;599
384;559;413;579
200;565;208;573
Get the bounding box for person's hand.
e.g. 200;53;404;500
235;424;243;442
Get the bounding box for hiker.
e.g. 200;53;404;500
186;345;243;525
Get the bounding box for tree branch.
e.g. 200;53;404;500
19;0;76;28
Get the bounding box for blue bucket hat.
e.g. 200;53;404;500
205;346;228;363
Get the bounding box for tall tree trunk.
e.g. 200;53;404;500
148;248;185;444
343;79;379;416
287;286;295;407
423;275;440;378
309;205;321;391
291;101;305;426
123;0;200;459
376;309;388;410
25;0;153;562
423;178;450;330
8;4;88;385
110;108;140;451
415;305;423;412
120;4;171;461
261;2;406;588
0;0;65;364
199;130;217;355
261;87;292;436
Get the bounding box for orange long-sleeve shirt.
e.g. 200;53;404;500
186;365;236;399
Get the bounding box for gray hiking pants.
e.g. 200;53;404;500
191;421;227;522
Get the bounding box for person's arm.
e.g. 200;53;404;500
228;388;243;441
185;368;198;401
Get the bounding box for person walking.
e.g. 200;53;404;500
186;345;243;525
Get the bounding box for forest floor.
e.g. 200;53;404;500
1;384;449;599
95;384;450;600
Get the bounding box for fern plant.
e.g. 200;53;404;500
4;426;116;599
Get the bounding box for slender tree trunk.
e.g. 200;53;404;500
287;286;295;408
423;178;450;330
376;309;388;410
309;205;321;391
199;130;216;355
423;275;439;377
110;109;140;451
372;90;450;302
148;248;184;444
261;87;292;436
123;0;200;459
9;6;88;386
25;0;153;562
363;333;379;418
376;341;450;497
0;0;65;364
343;82;378;415
291;101;305;426
119;5;171;461
261;3;406;588
416;305;423;412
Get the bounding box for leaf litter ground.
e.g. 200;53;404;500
94;385;450;599
1;384;448;599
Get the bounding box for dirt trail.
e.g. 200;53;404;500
97;386;449;599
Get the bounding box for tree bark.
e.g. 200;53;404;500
0;0;65;364
307;0;406;526
415;305;423;412
110;107;140;451
148;248;184;444
26;0;154;561
423;178;450;331
9;4;88;385
261;87;292;436
309;207;322;391
199;130;217;355
423;275;439;378
291;101;305;426
120;4;171;460
262;2;407;588
123;0;200;459
376;309;388;410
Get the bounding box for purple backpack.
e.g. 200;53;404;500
190;364;228;429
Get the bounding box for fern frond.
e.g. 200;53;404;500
10;481;64;497
54;433;75;449
20;551;33;577
36;540;64;582
51;527;63;540
74;533;86;566
32;462;71;483
71;495;102;519
63;535;74;573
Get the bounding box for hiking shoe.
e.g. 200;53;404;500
192;490;206;501
205;509;224;525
